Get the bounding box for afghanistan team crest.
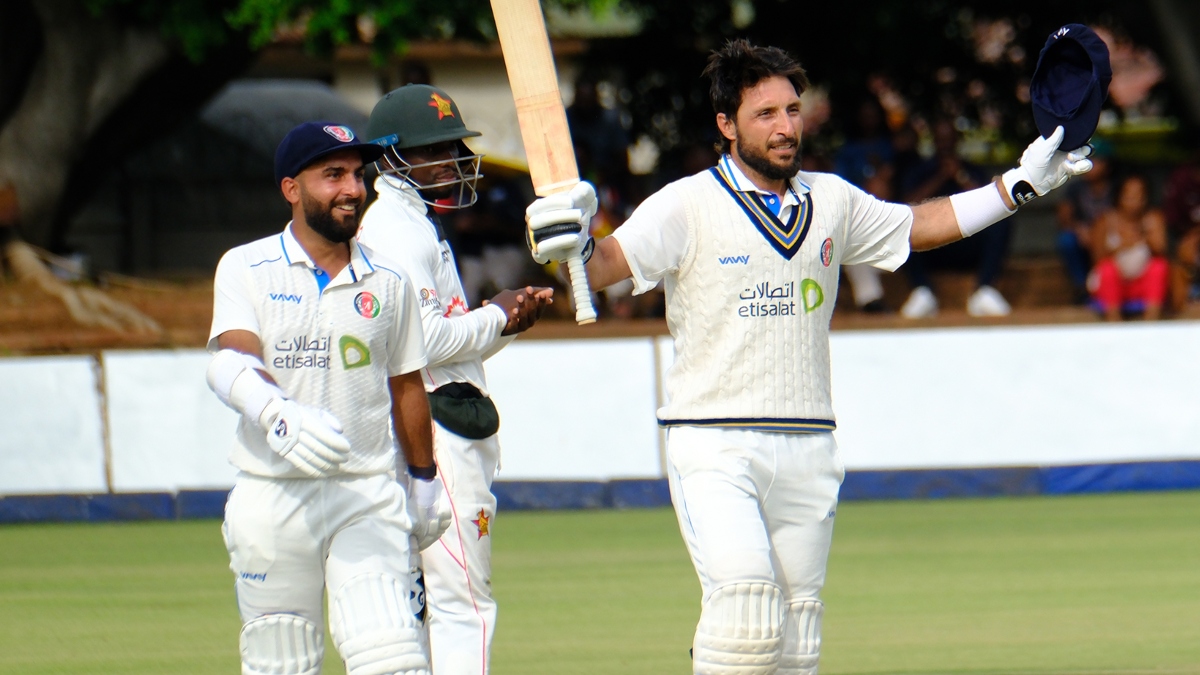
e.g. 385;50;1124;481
354;291;381;319
820;238;834;267
323;125;355;142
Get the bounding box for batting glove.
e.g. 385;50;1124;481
259;399;351;477
525;181;598;265
1001;126;1093;206
408;475;452;551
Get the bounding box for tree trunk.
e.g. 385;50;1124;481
1148;0;1200;128
0;1;43;128
0;0;169;249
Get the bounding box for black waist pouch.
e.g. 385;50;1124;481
428;382;500;440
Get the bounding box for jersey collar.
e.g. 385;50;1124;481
719;154;812;201
279;222;376;286
375;175;429;215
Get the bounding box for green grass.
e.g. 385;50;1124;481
1;492;1199;674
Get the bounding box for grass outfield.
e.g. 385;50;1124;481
1;492;1198;674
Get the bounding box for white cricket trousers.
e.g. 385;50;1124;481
666;427;844;674
222;472;423;636
422;422;500;675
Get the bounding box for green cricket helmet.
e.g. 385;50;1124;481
367;84;484;209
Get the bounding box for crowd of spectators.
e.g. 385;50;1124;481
442;70;1200;324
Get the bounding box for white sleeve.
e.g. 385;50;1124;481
839;180;914;272
207;249;259;352
609;186;690;295
480;333;517;362
387;274;430;377
360;214;507;368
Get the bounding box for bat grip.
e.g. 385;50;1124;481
565;254;596;324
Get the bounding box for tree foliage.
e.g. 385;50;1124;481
79;0;500;63
1;0;1193;255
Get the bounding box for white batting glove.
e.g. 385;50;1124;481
258;399;351;477
525;181;598;264
408;476;452;551
1001;126;1093;206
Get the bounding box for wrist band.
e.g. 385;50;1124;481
408;463;437;480
949;183;1016;238
1001;168;1038;206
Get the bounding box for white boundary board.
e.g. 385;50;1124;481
103;350;239;492
0;356;107;494
484;338;663;480
830;321;1200;469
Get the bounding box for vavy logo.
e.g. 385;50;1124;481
718;255;750;265
269;293;302;304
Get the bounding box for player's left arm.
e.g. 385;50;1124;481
385;270;433;472
909;126;1093;252
389;371;433;472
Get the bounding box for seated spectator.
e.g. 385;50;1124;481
898;118;1013;318
1055;141;1115;304
1163;151;1200;311
1089;174;1169;321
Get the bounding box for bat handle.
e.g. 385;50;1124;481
565;254;596;325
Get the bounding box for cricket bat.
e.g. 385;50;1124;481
490;0;597;324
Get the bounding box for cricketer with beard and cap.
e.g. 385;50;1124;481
523;40;1093;674
205;121;451;675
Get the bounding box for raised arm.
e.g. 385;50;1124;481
909;127;1092;253
526;181;685;296
583;237;634;291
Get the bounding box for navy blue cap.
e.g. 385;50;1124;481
1030;24;1112;151
274;121;386;186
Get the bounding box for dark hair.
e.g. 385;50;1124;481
702;39;810;153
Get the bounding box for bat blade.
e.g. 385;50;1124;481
490;0;597;324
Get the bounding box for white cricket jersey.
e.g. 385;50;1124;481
209;224;428;477
612;155;913;432
357;178;514;395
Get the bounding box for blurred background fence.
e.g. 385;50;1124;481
4;320;1199;523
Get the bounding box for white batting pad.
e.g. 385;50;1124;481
693;582;786;675
240;613;323;675
778;599;822;675
330;573;430;675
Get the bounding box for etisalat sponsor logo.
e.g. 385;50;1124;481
271;335;331;369
340;335;372;370
735;280;824;317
